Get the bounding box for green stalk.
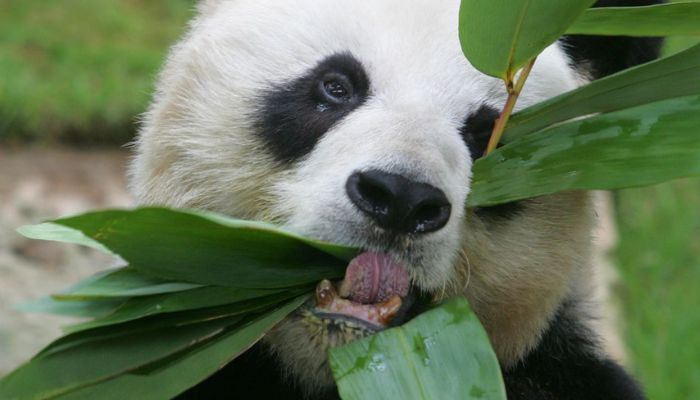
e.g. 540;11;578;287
485;57;537;155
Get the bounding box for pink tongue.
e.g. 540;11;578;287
339;252;410;304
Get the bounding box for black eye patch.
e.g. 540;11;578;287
460;105;526;219
256;53;370;163
459;105;500;162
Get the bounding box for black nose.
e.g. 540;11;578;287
346;170;452;234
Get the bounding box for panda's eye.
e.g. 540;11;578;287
259;53;368;162
318;73;354;104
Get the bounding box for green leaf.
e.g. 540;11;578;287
36;310;242;360
52;296;308;400
186;208;358;261
63;287;298;334
0;315;239;400
17;223;113;255
459;0;595;78
54;268;201;300
468;95;700;207
38;292;305;360
20;208;356;289
567;3;700;37
505;43;700;142
330;298;505;400
18;297;125;319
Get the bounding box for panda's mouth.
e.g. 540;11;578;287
311;252;417;330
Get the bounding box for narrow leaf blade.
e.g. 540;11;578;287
53;296;308;400
505;43;700;142
18;296;125;319
17;222;113;255
567;3;700;37
63;287;298;334
54;268;201;300
0;316;237;400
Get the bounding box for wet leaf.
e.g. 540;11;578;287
469;95;700;207
330;298;505;400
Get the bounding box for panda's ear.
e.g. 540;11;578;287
562;0;666;80
197;0;225;14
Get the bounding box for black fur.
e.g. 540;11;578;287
257;53;370;163
460;104;501;162
474;201;526;220
562;0;666;79
504;300;646;400
461;105;526;219
177;344;341;400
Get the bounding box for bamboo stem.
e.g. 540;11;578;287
484;57;537;156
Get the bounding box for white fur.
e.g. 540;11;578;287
131;0;593;393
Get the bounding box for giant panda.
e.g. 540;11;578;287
129;0;664;398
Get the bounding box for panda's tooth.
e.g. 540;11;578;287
377;295;402;325
315;279;336;307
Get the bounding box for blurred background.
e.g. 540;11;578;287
0;1;698;399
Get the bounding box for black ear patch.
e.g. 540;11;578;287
257;53;370;162
562;0;665;79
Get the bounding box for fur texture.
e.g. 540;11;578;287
130;0;660;398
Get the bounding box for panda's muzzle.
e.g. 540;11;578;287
312;252;411;329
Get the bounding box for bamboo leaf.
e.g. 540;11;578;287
36;310;242;360
63;288;299;334
52;296;308;400
19;208;356;289
468;95;700;207
567;2;700;37
0;316;239;400
505;43;700;142
459;0;595;78
18;297;125;319
54;268;201;300
17;223;113;255
187;209;358;261
330;298;505;400
38;293;304;360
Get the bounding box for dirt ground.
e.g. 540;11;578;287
0;147;131;374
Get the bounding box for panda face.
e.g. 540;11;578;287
131;0;586;394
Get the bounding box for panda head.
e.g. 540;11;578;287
130;0;660;395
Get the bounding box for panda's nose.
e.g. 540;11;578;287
346;170;451;234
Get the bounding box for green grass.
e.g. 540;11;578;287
0;0;193;144
614;18;700;398
616;178;700;400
